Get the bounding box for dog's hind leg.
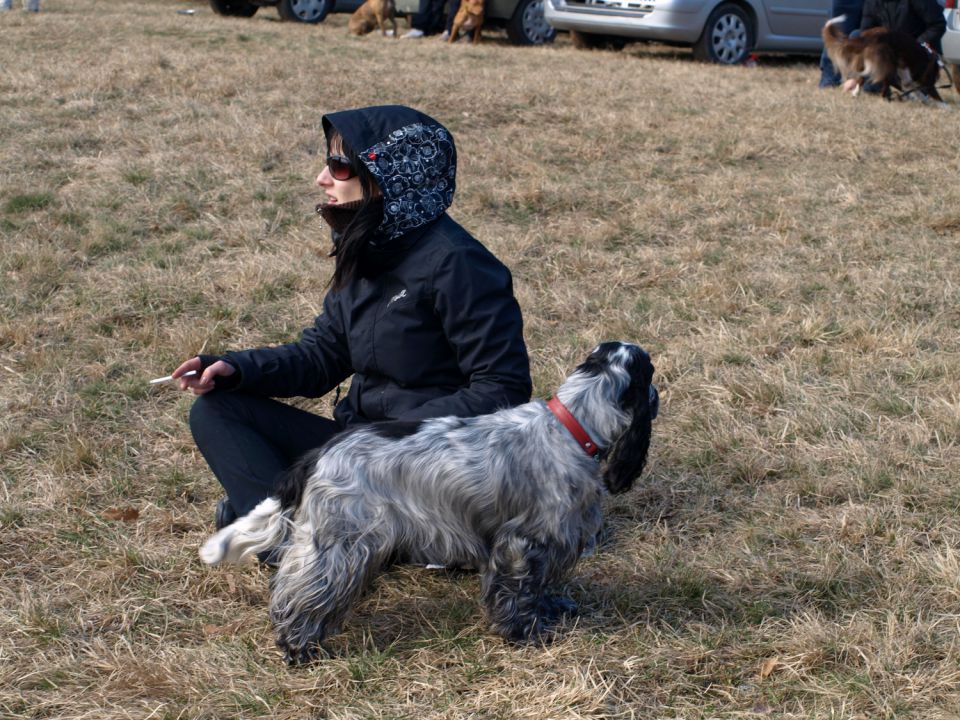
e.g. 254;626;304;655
270;517;387;665
481;526;579;643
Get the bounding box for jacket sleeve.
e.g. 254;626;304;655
222;291;352;399
396;244;532;421
913;0;946;48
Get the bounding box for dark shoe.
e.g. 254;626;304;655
214;497;237;530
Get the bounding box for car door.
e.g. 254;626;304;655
762;0;830;38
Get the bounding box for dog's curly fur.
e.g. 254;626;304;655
200;341;656;665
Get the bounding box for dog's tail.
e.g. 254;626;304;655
822;15;858;79
823;15;847;37
199;496;290;565
822;14;848;48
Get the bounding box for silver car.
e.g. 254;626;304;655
943;0;960;93
209;0;364;23
544;0;831;64
944;0;960;63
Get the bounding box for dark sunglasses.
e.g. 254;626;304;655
326;154;356;181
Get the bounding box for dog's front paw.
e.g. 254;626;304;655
277;635;328;666
540;594;579;624
492;613;558;646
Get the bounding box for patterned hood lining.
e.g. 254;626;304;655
322;107;458;244
359;122;457;243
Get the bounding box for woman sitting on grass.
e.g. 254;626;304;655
171;105;532;536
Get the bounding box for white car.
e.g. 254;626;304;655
544;0;831;64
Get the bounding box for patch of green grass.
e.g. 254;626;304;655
156;466;200;503
870;394;915;418
0;507;26;529
346;646;397;683
250;273;301;303
123;168;153;186
720;352;751;365
57;210;89;231
21;668;73;690
5;192;54;214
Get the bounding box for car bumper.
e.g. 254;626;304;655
943;10;960;65
543;0;707;43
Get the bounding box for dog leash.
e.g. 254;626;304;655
547;397;600;458
922;43;955;92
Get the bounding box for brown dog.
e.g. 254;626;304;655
349;0;398;37
449;0;485;44
822;15;943;102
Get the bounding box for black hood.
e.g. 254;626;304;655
322;105;457;243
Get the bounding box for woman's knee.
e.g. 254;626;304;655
189;392;242;444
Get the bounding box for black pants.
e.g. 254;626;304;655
190;392;342;517
411;0;447;33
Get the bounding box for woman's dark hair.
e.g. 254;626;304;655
326;130;383;291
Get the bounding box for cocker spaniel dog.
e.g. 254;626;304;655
200;341;658;664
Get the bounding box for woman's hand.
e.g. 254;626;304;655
172;357;236;396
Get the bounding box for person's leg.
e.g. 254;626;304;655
409;0;445;34
444;0;460;34
820;50;841;88
821;0;862;87
837;0;861;35
24;0;39;11
189;392;342;518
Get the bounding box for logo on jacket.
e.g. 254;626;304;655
389;289;408;306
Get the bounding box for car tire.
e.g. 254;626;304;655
209;0;259;17
506;0;556;45
692;3;754;65
570;30;626;50
277;0;333;23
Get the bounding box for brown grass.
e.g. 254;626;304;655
2;1;960;717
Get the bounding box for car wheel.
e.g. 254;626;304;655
506;0;556;45
277;0;333;23
692;3;754;65
209;0;259;17
570;30;626;50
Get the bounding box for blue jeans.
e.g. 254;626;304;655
819;0;864;87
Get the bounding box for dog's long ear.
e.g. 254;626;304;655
602;350;655;495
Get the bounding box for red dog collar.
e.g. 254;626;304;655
547;397;600;458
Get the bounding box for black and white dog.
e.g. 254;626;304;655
200;341;657;664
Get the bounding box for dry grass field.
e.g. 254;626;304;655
2;0;960;717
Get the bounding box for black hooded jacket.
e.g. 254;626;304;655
860;0;946;51
221;106;532;427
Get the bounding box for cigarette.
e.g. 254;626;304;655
149;369;198;385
